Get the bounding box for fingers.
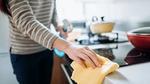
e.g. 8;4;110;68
69;49;97;68
88;48;103;64
74;57;86;68
65;45;102;68
79;53;96;68
83;47;101;67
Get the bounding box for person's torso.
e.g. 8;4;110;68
9;0;55;54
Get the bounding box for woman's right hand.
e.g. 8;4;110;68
52;38;102;68
64;45;102;68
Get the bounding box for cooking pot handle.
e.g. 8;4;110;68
92;16;99;22
101;16;105;22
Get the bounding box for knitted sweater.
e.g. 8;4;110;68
8;0;59;54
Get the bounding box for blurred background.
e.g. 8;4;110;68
0;0;150;84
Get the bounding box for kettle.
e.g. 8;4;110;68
90;16;115;34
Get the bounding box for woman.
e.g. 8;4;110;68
0;0;101;84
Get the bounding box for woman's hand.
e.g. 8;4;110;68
64;45;101;68
56;19;73;39
56;24;73;39
56;25;68;38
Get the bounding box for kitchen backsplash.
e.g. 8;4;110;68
57;0;150;31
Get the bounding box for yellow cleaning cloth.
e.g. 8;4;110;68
71;54;119;84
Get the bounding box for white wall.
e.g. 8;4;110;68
0;13;10;53
57;0;150;31
83;0;150;31
57;0;85;21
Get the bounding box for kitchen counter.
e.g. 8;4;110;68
61;42;150;84
61;60;150;84
104;62;150;84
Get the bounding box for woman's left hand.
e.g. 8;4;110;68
56;25;73;39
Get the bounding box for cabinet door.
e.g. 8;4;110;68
51;56;69;84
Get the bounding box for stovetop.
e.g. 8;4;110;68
75;32;128;45
64;43;150;67
93;43;150;67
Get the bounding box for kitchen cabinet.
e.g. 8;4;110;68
51;55;69;84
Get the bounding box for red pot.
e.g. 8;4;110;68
127;27;150;49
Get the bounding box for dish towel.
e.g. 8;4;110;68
71;54;119;84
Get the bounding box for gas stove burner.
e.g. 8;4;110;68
90;34;117;43
75;32;121;45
